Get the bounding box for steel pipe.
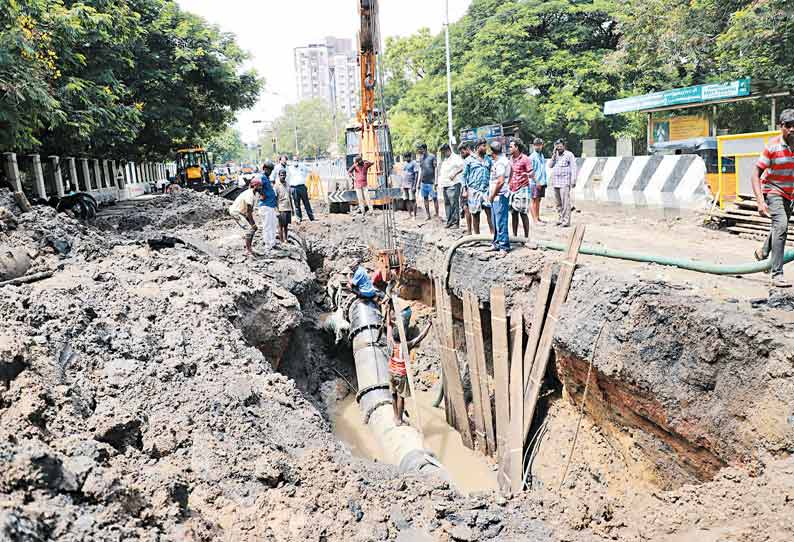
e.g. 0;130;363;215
328;297;448;477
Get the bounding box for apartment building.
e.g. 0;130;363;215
294;36;360;120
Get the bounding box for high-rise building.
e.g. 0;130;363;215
294;36;360;120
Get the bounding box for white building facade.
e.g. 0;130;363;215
294;37;360;120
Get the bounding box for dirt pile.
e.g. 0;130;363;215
555;271;794;488
1;194;560;542
96;190;230;233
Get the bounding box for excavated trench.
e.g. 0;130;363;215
287;220;794;502
250;246;499;494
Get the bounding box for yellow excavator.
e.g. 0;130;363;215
346;0;403;277
175;147;216;191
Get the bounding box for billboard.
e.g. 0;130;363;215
604;78;751;115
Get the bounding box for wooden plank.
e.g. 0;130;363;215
435;277;474;449
392;295;424;442
468;291;496;456
522;225;586;445
718;211;792;229
726;226;794;246
523;264;553;396
463;291;487;453
433;279;453;425
496;308;522;493
508;310;525;494
441;283;474;448
490;287;510;461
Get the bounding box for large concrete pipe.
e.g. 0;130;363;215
335;296;446;478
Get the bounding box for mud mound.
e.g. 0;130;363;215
0;188;22;217
98;191;230;232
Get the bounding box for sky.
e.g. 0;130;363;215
177;0;472;143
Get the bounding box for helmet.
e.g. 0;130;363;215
249;178;262;189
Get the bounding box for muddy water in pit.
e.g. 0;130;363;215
332;389;498;494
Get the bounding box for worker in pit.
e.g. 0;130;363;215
349;260;385;302
228;178;261;256
386;307;431;426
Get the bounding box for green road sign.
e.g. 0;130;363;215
604;78;751;115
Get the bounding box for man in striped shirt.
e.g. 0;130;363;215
752;109;794;288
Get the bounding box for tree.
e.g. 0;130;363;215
265;99;338;159
206;126;245;163
613;0;793;136
0;0;261;160
386;0;624;154
382;28;435;110
0;0;76;151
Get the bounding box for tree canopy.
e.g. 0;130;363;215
385;0;794;156
263;99;340;159
206;126;246;164
0;0;261;160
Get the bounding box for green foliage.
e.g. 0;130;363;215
0;0;261;159
264;99;339;159
385;0;794;155
716;0;794;89
206;126;245;163
386;0;625;154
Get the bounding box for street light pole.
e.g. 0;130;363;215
444;0;455;146
294;122;299;157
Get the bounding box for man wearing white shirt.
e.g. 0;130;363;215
438;144;465;229
287;157;315;222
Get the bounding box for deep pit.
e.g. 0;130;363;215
3;191;793;541
264;237;648;500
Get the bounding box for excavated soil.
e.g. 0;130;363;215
0;191;549;542
1;191;793;541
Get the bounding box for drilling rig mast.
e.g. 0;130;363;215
347;0;402;273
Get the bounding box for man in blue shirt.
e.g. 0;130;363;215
349;261;384;301
257;161;278;251
529;138;547;225
462;138;494;235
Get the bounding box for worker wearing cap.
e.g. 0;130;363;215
229;178;261;256
752;108;794;288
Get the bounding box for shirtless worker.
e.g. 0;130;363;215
228;178;261;255
386;309;431;425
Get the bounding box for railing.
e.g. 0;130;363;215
1;152;173;203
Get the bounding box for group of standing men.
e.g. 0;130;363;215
228;155;316;255
400;137;578;253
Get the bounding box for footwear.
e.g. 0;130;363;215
771;276;792;288
754;247;765;261
485;246;499;252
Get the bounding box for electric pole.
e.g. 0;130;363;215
444;0;455;145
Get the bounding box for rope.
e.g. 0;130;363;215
558;320;607;490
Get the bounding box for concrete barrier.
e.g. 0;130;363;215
572;155;711;209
